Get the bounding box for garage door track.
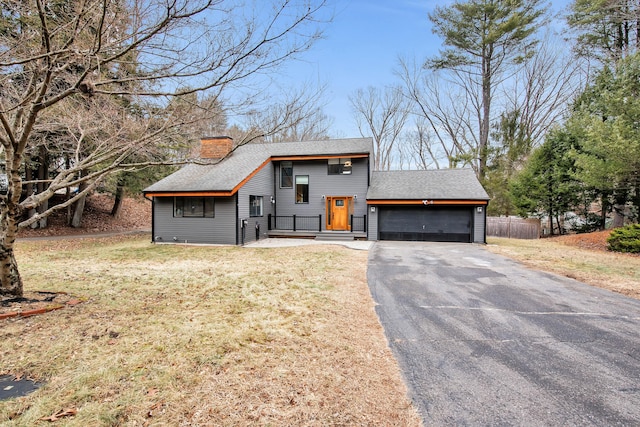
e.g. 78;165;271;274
368;241;640;426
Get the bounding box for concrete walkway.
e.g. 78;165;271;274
245;237;372;250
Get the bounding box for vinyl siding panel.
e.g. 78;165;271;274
368;205;379;240
273;158;368;231
237;162;275;244
152;196;236;244
473;206;486;243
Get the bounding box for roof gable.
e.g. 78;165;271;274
144;138;372;194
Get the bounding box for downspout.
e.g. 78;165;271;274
144;194;155;243
367;155;371;241
484;201;488;244
470;205;475;244
235;193;239;246
273;161;277;218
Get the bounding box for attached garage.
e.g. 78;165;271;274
378;205;473;242
367;169;490;244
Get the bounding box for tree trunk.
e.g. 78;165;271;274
0;246;23;296
111;181;125;218
71;193;87;228
71;177;88;228
38;198;48;229
612;205;625;228
37;146;48;229
0;199;23;297
548;198;554;236
25;167;39;229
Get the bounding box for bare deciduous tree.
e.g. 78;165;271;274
401;118;440;170
248;83;333;143
0;0;330;296
349;86;409;171
397;57;478;169
505;33;586;149
398;29;583;177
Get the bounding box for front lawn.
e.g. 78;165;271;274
487;235;640;299
1;236;420;426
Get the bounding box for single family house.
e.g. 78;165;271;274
143;136;490;244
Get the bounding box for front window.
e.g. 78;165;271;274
328;158;352;175
250;195;263;217
280;161;293;188
295;175;309;203
174;197;215;218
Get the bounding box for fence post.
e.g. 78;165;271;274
293;214;296;232
268;214;272;230
364;214;367;233
318;214;322;232
350;215;353;232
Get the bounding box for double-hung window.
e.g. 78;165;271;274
249;195;263;217
280;161;293;188
174;197;215;218
295;175;309;203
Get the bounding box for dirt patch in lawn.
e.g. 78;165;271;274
550;229;612;252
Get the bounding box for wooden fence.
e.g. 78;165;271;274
487;217;540;239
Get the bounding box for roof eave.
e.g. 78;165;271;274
366;199;489;205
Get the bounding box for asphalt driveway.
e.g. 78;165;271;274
367;241;640;426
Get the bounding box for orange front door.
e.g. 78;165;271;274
327;197;351;231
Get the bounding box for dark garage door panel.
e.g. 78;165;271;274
379;206;472;242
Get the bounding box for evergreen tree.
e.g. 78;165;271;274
567;0;640;63
427;0;546;178
567;53;640;225
485;109;531;216
510;129;584;235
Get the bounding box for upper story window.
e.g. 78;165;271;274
250;195;263;217
174;197;215;218
328;158;352;175
280;161;293;188
295;175;309;203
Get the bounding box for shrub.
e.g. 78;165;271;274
607;224;640;254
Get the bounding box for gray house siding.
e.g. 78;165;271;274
273;158;368;231
473;206;486;243
236;162;275;244
368;205;379;240
152;196;236;244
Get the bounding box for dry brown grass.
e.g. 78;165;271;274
1;236;421;426
486;235;640;299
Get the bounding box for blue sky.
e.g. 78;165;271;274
287;0;437;137
278;0;571;138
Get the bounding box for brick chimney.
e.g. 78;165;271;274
200;136;233;159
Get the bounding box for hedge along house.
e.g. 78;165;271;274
143;137;490;245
